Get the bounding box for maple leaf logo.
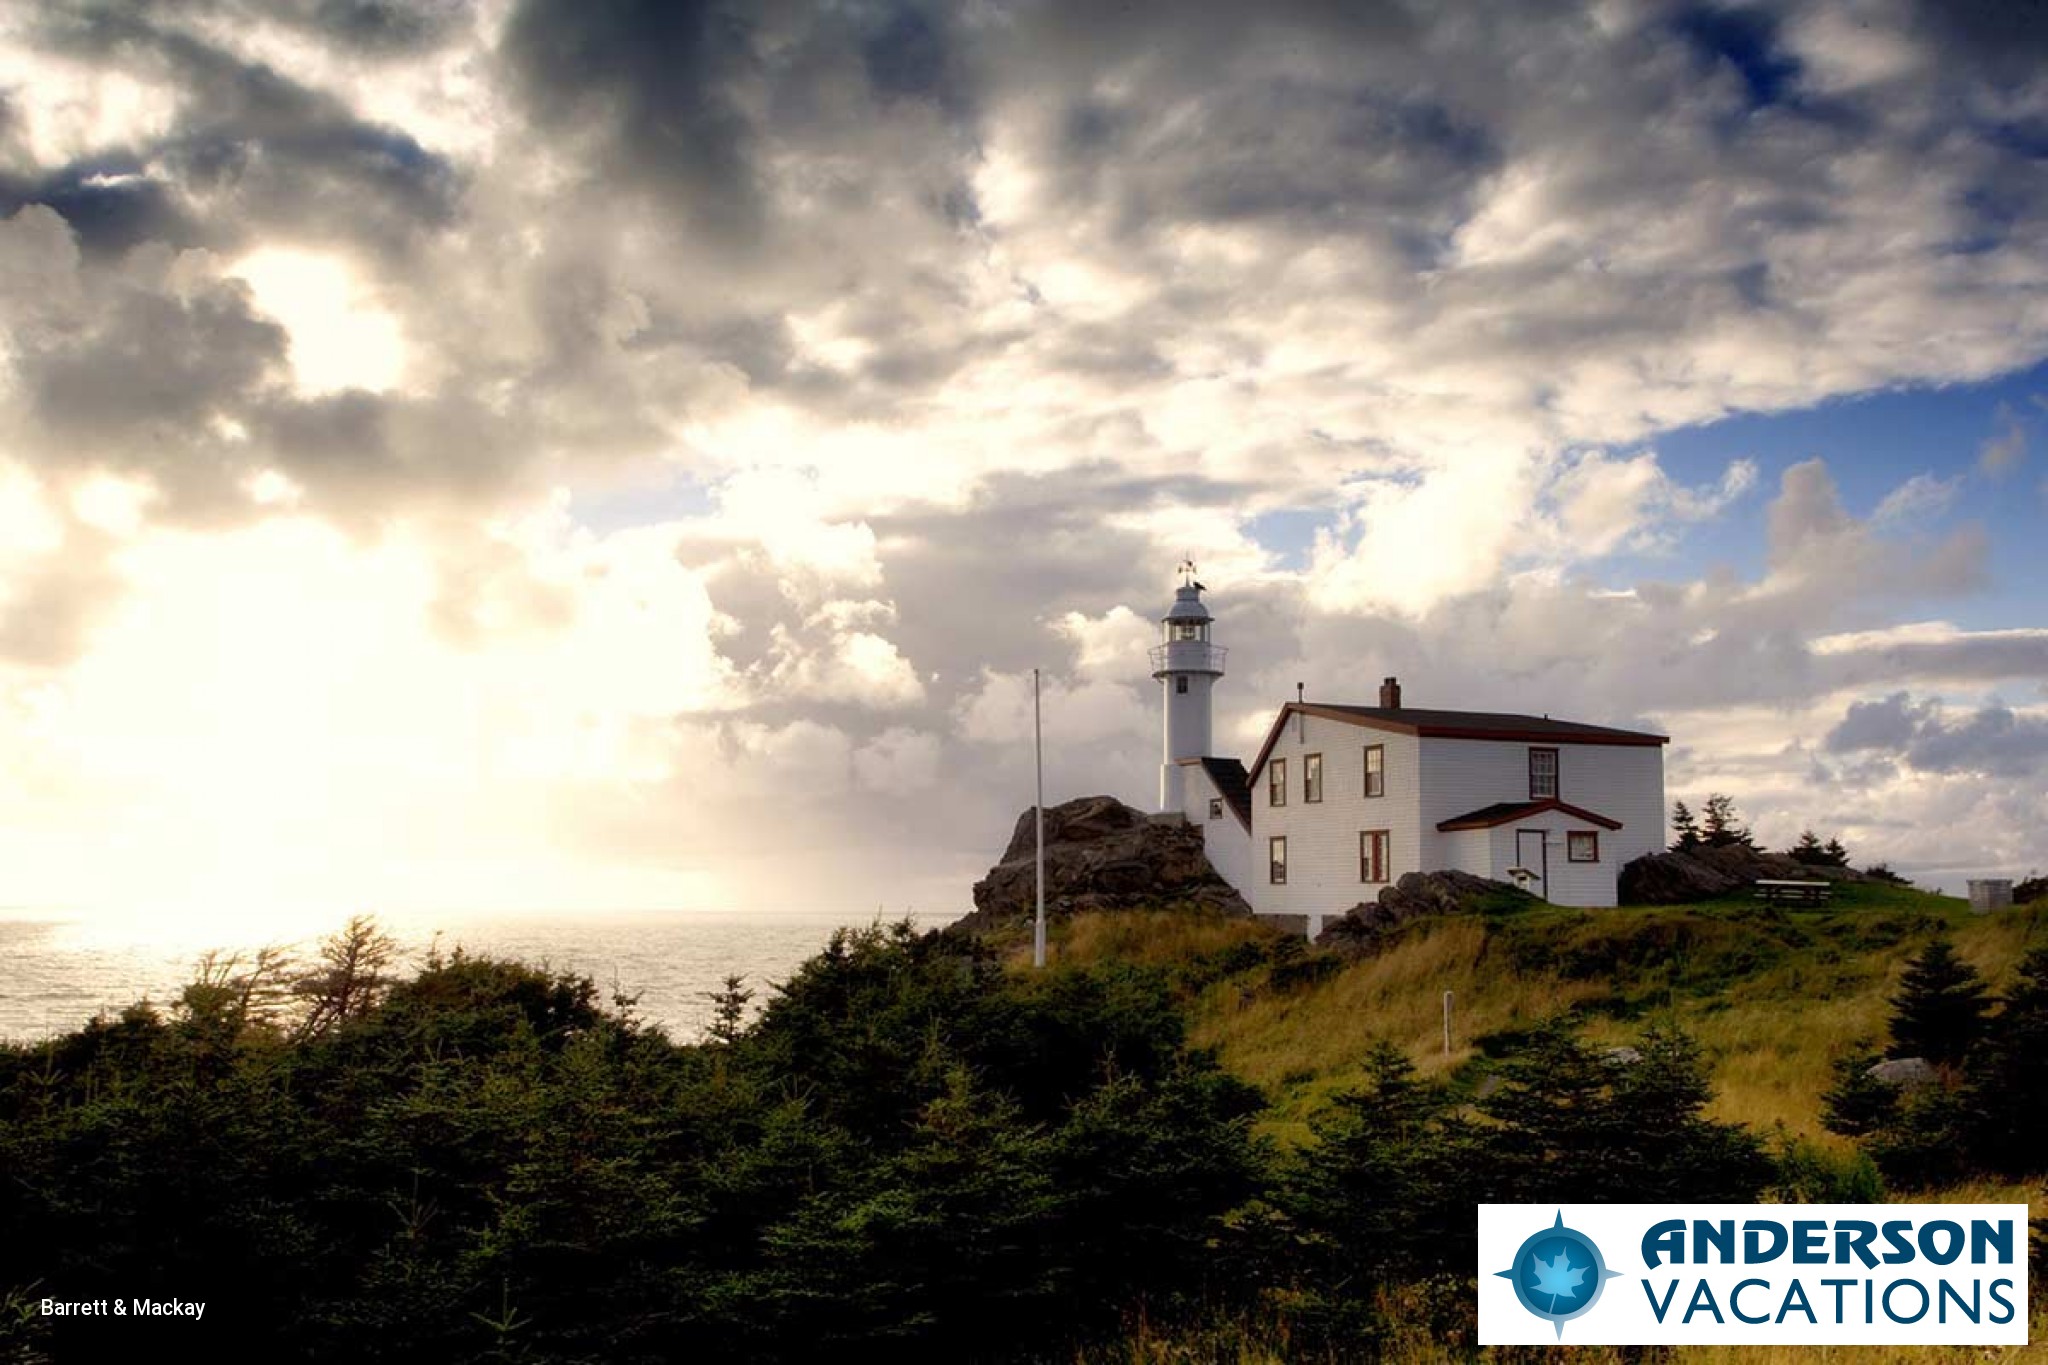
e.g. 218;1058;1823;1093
1495;1213;1619;1339
1527;1248;1587;1311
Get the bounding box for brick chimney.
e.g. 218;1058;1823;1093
1379;676;1401;709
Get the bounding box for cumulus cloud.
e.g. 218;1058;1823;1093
1;0;2046;909
1827;688;2048;780
1978;401;2028;477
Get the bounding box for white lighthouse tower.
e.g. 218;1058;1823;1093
1151;561;1226;812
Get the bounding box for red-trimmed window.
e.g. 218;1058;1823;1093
1269;837;1288;884
1568;831;1599;863
1528;747;1559;800
1363;744;1384;797
1269;758;1287;807
1304;753;1323;803
1360;830;1390;883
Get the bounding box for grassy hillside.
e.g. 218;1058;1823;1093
1015;885;2048;1363
1019;881;2044;1148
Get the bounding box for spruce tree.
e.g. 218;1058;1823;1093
1791;830;1826;865
1888;937;1991;1065
704;973;754;1044
1822;836;1850;868
1963;945;2048;1175
1700;793;1756;849
1670;801;1701;852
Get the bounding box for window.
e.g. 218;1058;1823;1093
1269;758;1287;807
1363;744;1384;798
1208;797;1223;819
1169;621;1206;641
1568;831;1599;863
1175;675;1189;694
1528;747;1559;800
1360;829;1390;883
1303;753;1323;803
1269;836;1287;884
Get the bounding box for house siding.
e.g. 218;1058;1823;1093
1235;717;1665;920
1419;738;1664;907
1180;764;1253;897
1247;713;1421;926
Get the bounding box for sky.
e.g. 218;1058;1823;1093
0;0;2045;929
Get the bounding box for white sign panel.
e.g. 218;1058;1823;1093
1478;1204;2029;1346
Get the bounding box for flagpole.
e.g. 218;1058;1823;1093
1033;667;1046;969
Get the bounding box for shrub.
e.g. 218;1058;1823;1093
1887;936;1991;1066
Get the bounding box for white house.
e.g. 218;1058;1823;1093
1151;574;1668;934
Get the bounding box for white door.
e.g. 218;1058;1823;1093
1515;829;1548;900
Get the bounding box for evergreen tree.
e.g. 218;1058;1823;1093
1820;1047;1900;1138
1285;1043;1469;1284
1700;793;1755;849
293;915;398;1040
1888;937;1991;1065
703;972;753;1044
1821;836;1850;868
1670;801;1701;852
1791;830;1827;865
1962;945;2048;1175
1470;1021;1770;1205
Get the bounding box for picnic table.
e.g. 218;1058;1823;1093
1754;878;1831;906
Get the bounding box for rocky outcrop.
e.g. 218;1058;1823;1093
958;795;1252;932
1316;870;1536;952
1867;1056;1939;1090
1619;844;1868;905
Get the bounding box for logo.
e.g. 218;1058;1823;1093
1493;1211;1622;1339
1480;1203;2028;1346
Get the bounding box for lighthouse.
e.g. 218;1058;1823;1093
1151;561;1226;812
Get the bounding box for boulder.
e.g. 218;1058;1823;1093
996;794;1147;862
1619;843;1869;905
1867;1056;1939;1090
959;795;1252;932
1316;869;1535;952
1619;851;1743;904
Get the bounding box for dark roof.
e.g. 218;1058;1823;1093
1247;701;1667;780
1437;799;1623;832
1196;757;1251;827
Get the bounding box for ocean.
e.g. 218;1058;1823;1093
0;908;966;1043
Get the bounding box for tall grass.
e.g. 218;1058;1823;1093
1048;887;2044;1149
1046;891;2047;1361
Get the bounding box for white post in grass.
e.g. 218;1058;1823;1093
1443;990;1453;1057
1034;667;1047;969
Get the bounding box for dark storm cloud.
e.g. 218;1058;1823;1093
1826;691;1933;752
247;389;550;529
1826;691;2048;777
0;159;196;256
292;0;472;55
28;3;461;256
19;272;286;457
1821;633;2048;691
1907;0;2048;81
863;5;967;114
501;0;763;245
1671;4;1802;111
